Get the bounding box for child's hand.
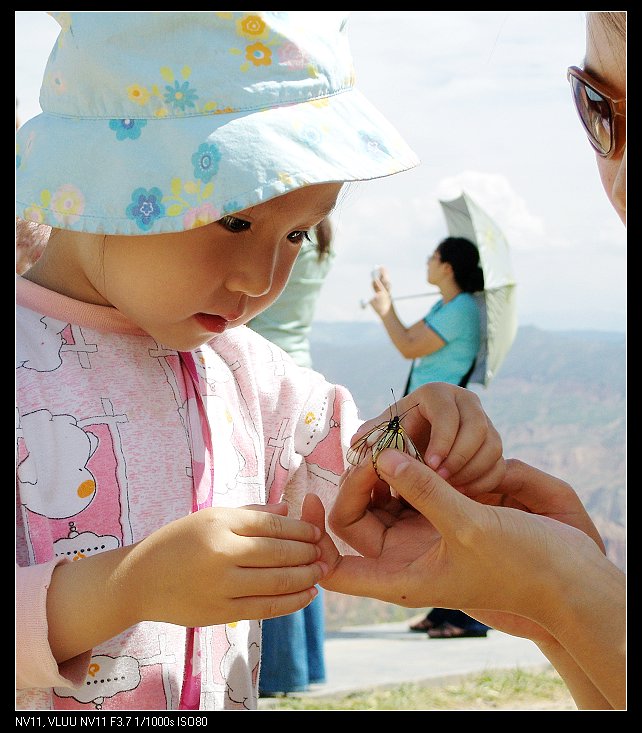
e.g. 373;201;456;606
349;382;505;495
127;505;326;627
44;503;326;664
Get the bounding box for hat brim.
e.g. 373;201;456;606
16;88;419;236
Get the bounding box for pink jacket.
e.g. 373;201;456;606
16;276;359;710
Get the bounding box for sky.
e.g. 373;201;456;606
15;11;627;333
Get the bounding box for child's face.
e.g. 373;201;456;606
80;182;342;350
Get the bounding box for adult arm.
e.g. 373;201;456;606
311;454;625;709
368;270;445;359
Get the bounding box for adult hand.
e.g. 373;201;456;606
303;454;624;710
349;383;505;494
311;451;605;628
454;458;605;640
368;267;393;316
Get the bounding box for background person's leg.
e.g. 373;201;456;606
304;587;326;685
259;610;308;695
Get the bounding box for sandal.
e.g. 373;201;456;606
409;617;437;632
427;622;488;639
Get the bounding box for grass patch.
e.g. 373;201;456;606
259;667;576;711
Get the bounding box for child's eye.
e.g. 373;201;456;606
287;230;311;245
219;215;251;233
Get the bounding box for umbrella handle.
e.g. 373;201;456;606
360;290;440;309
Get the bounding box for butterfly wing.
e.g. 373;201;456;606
346;420;389;466
347;419;426;468
372;423;425;465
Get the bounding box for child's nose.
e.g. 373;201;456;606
225;242;278;297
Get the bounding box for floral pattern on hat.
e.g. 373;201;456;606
16;12;419;236
24;203;47;225
230;13;291;73
236;14;269;40
183;203;220;230
121;178;221;232
51;185;85;227
278;42;309;70
164;79;199;112
126;188;165;232
125;66;229;118
109;119;148;141
245;43;272;67
192;144;221;183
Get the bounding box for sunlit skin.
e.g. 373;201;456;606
367;248;460;361
23;183;343;351
584;13;626;224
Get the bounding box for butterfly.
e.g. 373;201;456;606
346;390;425;473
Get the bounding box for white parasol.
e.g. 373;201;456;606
438;191;517;386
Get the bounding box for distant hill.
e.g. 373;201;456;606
309;322;625;628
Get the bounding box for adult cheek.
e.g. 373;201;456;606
596;152;626;224
610;147;627;224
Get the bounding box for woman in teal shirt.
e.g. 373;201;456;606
369;236;484;392
369;236;488;638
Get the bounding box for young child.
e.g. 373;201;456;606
15;12;501;711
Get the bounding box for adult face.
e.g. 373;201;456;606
584;13;626;225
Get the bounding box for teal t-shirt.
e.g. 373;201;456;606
247;238;335;368
407;292;481;391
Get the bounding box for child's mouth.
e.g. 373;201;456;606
195;313;228;334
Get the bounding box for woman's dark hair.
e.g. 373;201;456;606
436;236;484;293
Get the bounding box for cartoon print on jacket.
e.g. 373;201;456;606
16;403;134;566
16;316;195;709
18;409;99;520
16;296;359;710
53;633;178;710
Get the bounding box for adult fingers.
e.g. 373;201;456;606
348;384;503;489
327;461;389;557
447;448;506;497
428;388;502;482
498;459;581;512
495;459;605;551
393;384;494;475
300;493;342;571
374;448;478;540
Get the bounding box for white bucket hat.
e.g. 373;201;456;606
16;11;419;236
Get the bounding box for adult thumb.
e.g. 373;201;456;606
375;449;474;535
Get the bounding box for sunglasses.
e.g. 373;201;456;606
567;66;626;158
